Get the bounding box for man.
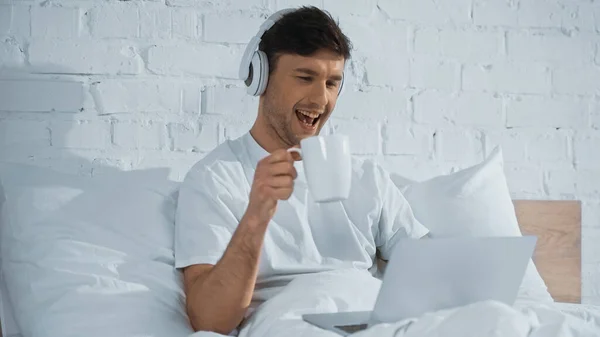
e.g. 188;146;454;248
174;6;430;335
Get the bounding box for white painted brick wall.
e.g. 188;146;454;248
32;6;81;38
462;62;551;94
527;131;571;165
166;0;266;10
0;37;24;67
364;54;409;88
484;130;528;163
334;87;408;120
410;57;459;91
575;131;600;169
547;169;600;199
1;0;599;305
518;1;587;29
90;3;140;38
506;95;588;128
170;121;221;152
0;5;30;37
29;40;144;75
505;165;545;197
453;93;504;126
204;13;264;43
382;124;433;157
413;91;503;126
338;19;410;88
473;0;518;27
140;6;172;39
553;66;600;95
330;119;380;155
204;85;258;117
147;44;243;77
475;0;590;29
593;97;600;129
0;80;85;112
52;120;112;149
323;0;375;17
113;121;168;150
0;119;50;148
507;32;595;64
173;9;202;39
91;79;202;115
377;0;472;26
436;129;485;163
414;28;502;63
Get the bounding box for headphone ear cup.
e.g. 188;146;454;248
254;50;269;96
246;52;261;96
246;50;269;96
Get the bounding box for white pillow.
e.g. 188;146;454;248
390;147;554;304
0;163;195;337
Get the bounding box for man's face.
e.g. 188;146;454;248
261;49;345;147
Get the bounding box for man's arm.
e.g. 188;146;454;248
179;149;298;334
375;163;431;264
182;213;268;335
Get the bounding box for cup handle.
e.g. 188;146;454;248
287;147;302;159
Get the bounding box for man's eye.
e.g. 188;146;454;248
298;76;311;82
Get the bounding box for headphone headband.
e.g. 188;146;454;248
238;9;295;81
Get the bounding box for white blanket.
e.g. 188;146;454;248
186;269;600;337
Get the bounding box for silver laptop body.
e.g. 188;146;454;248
302;236;537;336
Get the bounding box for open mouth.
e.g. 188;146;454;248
295;109;321;128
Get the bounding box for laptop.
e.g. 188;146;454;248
302;236;537;336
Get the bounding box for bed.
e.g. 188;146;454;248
0;201;588;337
513;199;582;304
1;149;599;337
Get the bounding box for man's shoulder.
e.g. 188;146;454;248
183;137;246;186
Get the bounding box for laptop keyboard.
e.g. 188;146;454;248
334;323;369;333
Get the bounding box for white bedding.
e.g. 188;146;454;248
2;156;597;337
189;269;600;337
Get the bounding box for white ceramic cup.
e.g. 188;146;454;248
287;134;352;203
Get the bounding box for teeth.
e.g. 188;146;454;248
298;110;320;119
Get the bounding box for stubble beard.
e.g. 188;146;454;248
263;92;299;148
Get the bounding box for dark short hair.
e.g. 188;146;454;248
259;6;353;74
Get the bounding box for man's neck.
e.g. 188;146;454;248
249;122;282;154
249;111;293;153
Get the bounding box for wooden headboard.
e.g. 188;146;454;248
513;200;582;303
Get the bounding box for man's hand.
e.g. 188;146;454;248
182;148;301;335
245;148;299;226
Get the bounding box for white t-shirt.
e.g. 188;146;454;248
174;132;429;307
